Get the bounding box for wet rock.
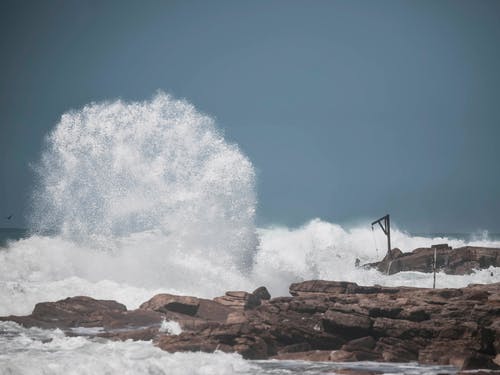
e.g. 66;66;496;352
272;350;335;361
368;246;500;275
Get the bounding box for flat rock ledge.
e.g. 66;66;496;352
2;281;500;371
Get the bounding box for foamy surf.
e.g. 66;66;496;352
2;219;500;316
0;321;460;375
0;321;257;375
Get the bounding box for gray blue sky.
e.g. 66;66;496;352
1;0;499;232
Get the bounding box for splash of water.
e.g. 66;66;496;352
30;92;257;270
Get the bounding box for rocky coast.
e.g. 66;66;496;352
368;245;500;275
2;279;500;371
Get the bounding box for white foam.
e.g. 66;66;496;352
252;219;500;296
0;321;256;375
160;320;182;335
2;220;499;316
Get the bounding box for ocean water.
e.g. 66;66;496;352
1;93;498;374
0;228;28;248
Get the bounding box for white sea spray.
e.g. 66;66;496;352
159;320;182;335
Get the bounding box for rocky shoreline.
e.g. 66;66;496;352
367;245;500;275
2;280;500;371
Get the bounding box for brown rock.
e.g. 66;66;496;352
100;309;163;330
0;296;164;338
140;293;233;324
368;246;500;275
342;336;376;351
375;337;421;362
272;350;335;361
322;310;372;338
278;342;312;353
214;291;261;310
139;294;200;316
290;280;358;296
1;296;127;329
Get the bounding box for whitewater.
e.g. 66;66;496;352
1;92;499;374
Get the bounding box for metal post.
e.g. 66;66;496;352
433;247;437;289
371;214;391;259
386;215;391;257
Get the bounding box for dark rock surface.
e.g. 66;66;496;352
368;246;500;275
2;282;500;371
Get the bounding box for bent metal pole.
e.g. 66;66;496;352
371;214;391;259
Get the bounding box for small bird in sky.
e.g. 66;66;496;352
6;214;13;220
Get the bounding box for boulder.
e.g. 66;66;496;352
253;286;271;300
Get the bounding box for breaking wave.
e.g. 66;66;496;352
1;92;499;317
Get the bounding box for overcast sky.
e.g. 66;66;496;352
1;0;499;233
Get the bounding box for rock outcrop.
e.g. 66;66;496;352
0;296;165;340
368;246;500;275
2;282;500;371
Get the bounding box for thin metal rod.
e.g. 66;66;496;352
433;248;437;289
386;215;391;257
371;214;391;258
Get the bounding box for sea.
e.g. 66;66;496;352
1;93;499;374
